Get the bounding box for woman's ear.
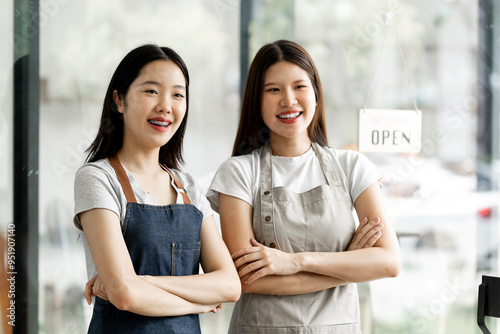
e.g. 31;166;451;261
113;90;124;113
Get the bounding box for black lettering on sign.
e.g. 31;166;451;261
371;130;411;146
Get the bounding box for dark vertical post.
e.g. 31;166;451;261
13;0;40;332
240;0;253;98
477;0;494;190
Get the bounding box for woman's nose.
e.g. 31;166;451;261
280;89;297;107
155;96;172;113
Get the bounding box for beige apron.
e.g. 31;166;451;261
228;142;362;334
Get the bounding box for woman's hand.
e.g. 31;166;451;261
209;304;223;313
232;239;301;285
84;275;108;305
347;217;383;251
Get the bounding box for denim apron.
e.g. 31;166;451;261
88;156;203;334
229;142;361;334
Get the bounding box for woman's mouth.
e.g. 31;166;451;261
148;120;171;132
277;112;302;119
277;112;302;123
148;120;170;127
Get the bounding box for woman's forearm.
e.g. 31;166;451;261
108;275;216;316
238;246;399;295
239;247;398;296
142;269;240;304
297;246;400;283
241;272;349;295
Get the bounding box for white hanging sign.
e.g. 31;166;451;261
358;108;422;153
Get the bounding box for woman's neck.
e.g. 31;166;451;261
116;146;162;174
269;134;311;157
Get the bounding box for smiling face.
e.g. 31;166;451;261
260;61;317;146
114;60;187;152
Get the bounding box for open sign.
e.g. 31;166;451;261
358;109;422;153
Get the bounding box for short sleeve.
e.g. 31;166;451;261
195;190;214;221
73;164;121;230
206;155;255;213
336;150;384;203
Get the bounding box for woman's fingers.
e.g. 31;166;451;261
231;245;262;261
364;230;382;248
244;267;270;285
84;275;109;301
234;239;300;284
93;277;109;301
233;251;265;269
83;275;98;305
359;218;383;248
250;238;263;247
348;217;384;250
211;304;223;313
237;259;268;278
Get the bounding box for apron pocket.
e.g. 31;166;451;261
171;241;201;276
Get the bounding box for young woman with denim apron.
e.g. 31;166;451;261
74;44;240;333
208;40;400;333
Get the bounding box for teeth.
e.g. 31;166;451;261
149;120;170;127
277;112;301;119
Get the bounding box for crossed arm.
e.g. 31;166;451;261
219;182;401;295
80;209;241;316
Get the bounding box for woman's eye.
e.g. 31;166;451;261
266;88;279;92
145;89;158;94
295;85;306;89
173;93;185;98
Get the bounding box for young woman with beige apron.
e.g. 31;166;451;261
208;39;400;334
227;142;361;333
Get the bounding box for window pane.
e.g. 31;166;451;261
291;1;488;333
1;2;14;332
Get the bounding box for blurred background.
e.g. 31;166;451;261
1;0;500;333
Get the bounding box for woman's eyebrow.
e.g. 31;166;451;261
138;80;161;86
172;84;186;90
263;79;308;87
138;81;185;90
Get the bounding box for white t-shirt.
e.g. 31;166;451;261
73;158;213;278
207;146;383;211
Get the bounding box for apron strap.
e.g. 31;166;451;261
259;142;280;249
109;156;192;205
311;142;352;203
109;156;137;203
311;142;339;186
164;167;192;205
